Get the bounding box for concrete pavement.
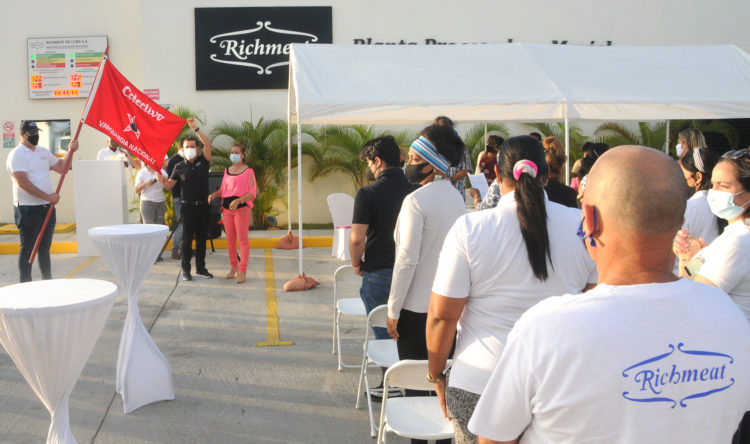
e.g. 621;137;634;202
0;229;412;443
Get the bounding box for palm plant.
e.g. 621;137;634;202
210;118;305;229
594;121;667;151
462;123;510;166
305;125;379;189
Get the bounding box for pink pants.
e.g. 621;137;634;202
222;206;251;272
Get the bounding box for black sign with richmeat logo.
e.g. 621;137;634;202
195;7;332;90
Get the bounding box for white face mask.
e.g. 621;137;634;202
707;189;749;220
675;143;684;157
184;147;197;160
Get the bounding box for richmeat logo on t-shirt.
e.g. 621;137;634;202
621;343;735;408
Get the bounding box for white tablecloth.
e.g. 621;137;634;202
89;224;174;414
0;279;117;444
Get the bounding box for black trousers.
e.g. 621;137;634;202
180;201;209;273
14;205;55;283
396;309;454;444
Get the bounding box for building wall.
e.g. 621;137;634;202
2;0;749;223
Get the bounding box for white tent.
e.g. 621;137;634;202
286;43;750;276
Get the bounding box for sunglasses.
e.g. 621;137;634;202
721;148;750;160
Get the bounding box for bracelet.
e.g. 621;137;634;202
194;127;200;133
352;263;361;268
426;372;445;384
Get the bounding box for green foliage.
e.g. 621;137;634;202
165;105;206;157
305;125;379;189
462;123;510;166
210;118;310;229
594;121;667;151
525;122;590;162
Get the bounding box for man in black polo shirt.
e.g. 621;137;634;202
165;118;213;281
350;136;418;340
164;145;184;260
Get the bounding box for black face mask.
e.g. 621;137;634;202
485;144;497;153
27;134;40;146
405;162;432;184
366;167;376;181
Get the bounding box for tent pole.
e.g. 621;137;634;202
564;117;570;185
665;120;670;154
287;72;293;232
484;123;488;146
297;115;304;276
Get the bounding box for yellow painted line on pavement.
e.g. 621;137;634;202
0;236;332;255
63;256;97;279
256;248;294;347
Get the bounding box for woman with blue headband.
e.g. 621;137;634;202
386;125;465;444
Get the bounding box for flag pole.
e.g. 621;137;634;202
28;46;110;264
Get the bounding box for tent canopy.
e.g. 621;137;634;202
289;43;750;124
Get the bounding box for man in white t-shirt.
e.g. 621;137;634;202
96;136;139;168
469;146;750;444
6;120;79;282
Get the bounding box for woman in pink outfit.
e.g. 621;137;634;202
209;144;257;283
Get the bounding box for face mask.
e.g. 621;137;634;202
405;162;432;184
707;189;749;220
27;135;40;146
229;153;242;164
366;167;376;181
184;148;197;160
675;143;684;157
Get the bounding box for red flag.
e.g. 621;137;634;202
83;59;185;170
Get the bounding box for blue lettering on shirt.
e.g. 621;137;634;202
621;343;735;408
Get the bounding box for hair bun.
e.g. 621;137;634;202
513;160;538;181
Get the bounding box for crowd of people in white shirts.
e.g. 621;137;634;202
353;119;750;444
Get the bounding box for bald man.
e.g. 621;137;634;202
468;146;750;444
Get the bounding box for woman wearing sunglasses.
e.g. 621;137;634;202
675;148;750;319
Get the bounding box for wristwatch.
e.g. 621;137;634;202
426;372;445;384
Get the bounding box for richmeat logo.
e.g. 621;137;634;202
621;343;736;409
209;21;319;74
195;7;332;90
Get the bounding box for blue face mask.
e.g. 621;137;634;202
707;189;749;220
229;153;242;164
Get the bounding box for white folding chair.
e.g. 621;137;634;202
355;304;399;437
377;360;454;444
327;193;354;261
331;264;367;371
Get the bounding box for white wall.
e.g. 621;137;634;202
2;0;749;223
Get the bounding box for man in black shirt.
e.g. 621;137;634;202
350;136;418;339
165;118;213;281
164;146;184;260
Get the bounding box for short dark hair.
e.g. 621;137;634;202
181;136;200;148
487;135;504;146
360;136;401;167
529;132;542;141
433;116;455;129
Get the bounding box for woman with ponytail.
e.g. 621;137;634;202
426;135;597;444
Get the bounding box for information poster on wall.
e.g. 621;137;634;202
27;36;108;99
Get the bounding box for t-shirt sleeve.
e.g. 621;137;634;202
468;324;535;441
8;151;27;173
351;188;371;225
431;217;471;298
135;169;148;186
698;242;750;293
